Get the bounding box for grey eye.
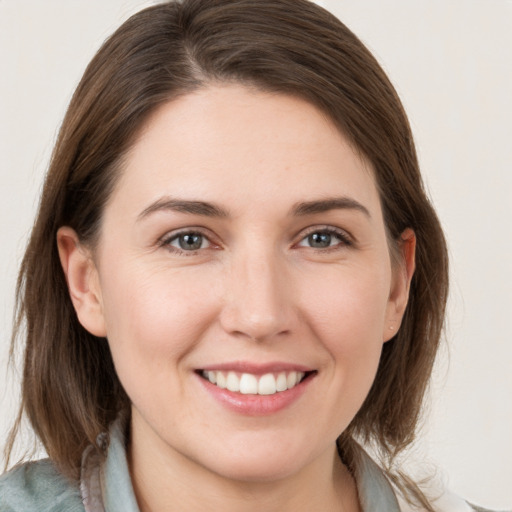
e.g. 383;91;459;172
307;232;334;248
297;228;352;250
170;233;208;251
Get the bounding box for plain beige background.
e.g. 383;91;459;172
0;1;511;508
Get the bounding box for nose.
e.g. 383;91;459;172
219;248;296;342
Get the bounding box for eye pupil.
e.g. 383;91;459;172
308;232;332;248
179;234;203;250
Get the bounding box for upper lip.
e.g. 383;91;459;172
198;361;315;375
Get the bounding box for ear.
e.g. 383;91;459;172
383;228;416;342
57;226;107;337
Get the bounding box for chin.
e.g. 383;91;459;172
207;455;304;484
191;433;320;484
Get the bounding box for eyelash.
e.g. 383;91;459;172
159;229;215;255
159;226;353;256
297;226;353;251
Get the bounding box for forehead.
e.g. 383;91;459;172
109;85;381;219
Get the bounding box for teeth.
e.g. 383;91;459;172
216;371;227;389
287;371;298;388
201;370;307;395
226;371;240;392
240;373;258;394
276;372;287;392
258;373;276;395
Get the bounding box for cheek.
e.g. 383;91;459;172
98;261;220;374
302;262;391;347
97;262;223;420
299;262;391;399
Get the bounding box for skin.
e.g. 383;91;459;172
58;85;415;512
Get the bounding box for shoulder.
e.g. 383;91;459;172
430;490;506;512
466;504;511;512
0;459;84;512
351;446;507;512
397;482;509;512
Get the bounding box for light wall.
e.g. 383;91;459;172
0;1;510;508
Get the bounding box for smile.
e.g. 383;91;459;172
200;370;308;395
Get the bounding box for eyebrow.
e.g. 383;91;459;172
291;197;371;218
137;198;230;221
137;195;370;221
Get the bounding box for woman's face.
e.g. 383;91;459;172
63;85;413;483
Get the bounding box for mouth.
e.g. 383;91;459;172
198;369;314;396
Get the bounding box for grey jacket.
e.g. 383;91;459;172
0;421;506;511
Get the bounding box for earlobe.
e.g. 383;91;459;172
57;226;107;337
383;228;416;342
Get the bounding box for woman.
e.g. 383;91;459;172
0;0;503;511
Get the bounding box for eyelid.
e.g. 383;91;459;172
294;225;354;248
158;227;220;254
157;224;354;255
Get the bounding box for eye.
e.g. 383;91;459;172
163;231;211;252
297;228;352;249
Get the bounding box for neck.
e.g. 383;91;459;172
128;419;360;512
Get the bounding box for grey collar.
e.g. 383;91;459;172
81;419;400;512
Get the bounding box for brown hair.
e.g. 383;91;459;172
6;0;448;506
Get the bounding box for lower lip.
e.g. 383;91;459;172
196;373;314;416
